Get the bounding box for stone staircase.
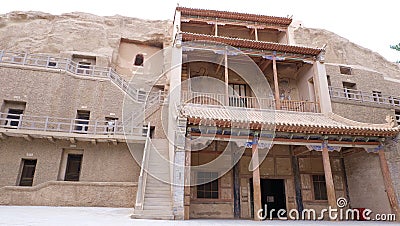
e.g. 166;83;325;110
132;139;174;220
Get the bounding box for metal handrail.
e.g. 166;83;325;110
0;50;165;104
181;91;319;113
0;112;148;137
135;122;152;210
329;86;400;107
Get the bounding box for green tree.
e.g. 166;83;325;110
391;43;400;51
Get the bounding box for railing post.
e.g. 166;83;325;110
0;50;4;63
69;119;74;133
22;52;28;65
18;114;23;129
44;116;49;131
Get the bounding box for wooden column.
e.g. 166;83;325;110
214;21;218;37
254;27;259;41
224;48;229;105
251;136;262;221
322;141;337;209
233;146;241;218
378;149;400;218
272;56;281;110
184;137;192;220
290;146;304;212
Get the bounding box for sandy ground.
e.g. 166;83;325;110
0;206;397;226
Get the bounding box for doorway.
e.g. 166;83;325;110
261;179;286;219
64;154;83;181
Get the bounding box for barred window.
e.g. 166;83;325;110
197;172;219;199
312;175;328;200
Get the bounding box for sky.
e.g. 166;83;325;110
1;0;399;62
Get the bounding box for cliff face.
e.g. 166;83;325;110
294;27;400;77
0;11;171;57
0;11;398;77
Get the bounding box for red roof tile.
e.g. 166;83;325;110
177;7;292;26
181;32;323;56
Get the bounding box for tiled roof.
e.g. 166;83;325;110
181;32;323;56
180;104;398;137
177;7;292;26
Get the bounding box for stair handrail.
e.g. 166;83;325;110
0;50;164;104
135;122;152;210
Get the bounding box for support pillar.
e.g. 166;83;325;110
233;146;241;218
272;56;281;110
290;146;304;212
378;149;400;219
322;141;337;209
251;136;262;221
184;136;192;220
224;48;229;105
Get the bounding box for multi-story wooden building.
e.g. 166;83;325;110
0;6;399;221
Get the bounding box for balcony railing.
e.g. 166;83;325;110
181;91;319;113
0;50;165;104
0;112;148;137
329;86;400;107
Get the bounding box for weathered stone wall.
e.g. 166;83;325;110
0;137;142;187
0;181;136;207
344;150;392;216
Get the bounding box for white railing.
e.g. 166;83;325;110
0;50;165;104
0;112;148;137
135;122;152;210
329;86;400;107
181;91;319;113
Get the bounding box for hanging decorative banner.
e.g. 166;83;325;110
262;55;285;61
306;145;341;152
364;145;383;153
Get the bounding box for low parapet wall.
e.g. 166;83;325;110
0;181;137;208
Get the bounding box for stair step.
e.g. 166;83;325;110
143;206;172;211
131;212;174;220
145;193;171;198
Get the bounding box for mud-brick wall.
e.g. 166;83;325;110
189;141;234;219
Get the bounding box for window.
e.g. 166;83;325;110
6;109;24;127
72;54;96;74
395;110;400;124
1;100;26;127
134;54;144;66
326;75;332;86
75;110;90;133
197;172;219;199
19;159;37;186
312;175;327;200
342;82;357;99
64;154;83;181
372;91;382;103
105;117;118;133
339;66;352;75
143;125;155;138
229;84;247;107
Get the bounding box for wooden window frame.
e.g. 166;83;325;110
196;171;219;200
311;174;328;201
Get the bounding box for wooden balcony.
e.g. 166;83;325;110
181;91;319;113
0;112;149;143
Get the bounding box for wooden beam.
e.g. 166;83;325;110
272;56;281;110
69;138;76;144
224;48;229;105
46;136;55;143
260;60;272;73
378;149;400;219
22;135;33;142
254;27;259;41
322;141;337;210
251;136;262;221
